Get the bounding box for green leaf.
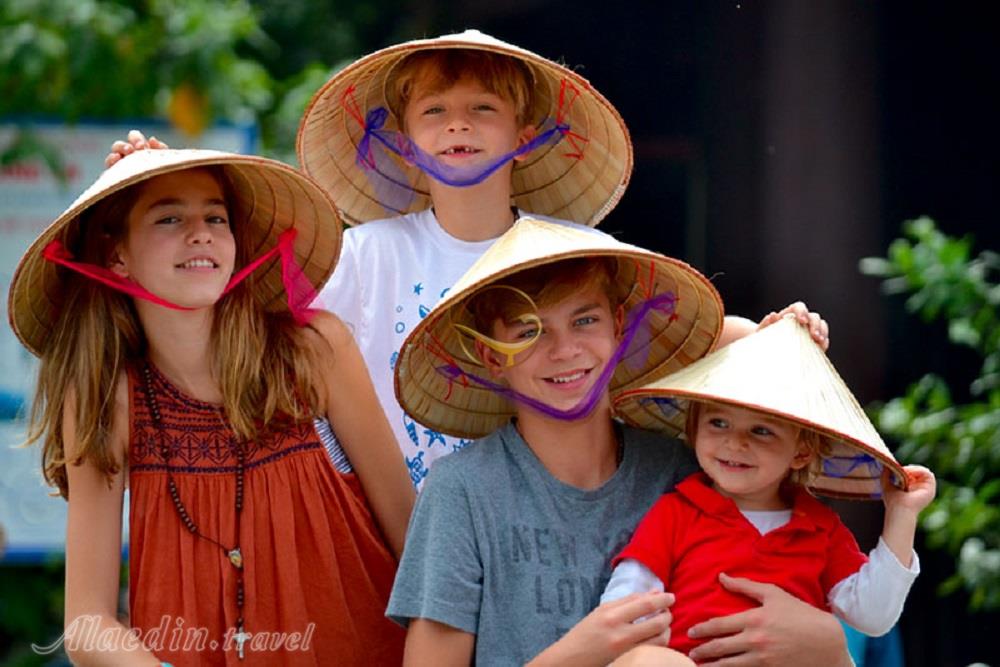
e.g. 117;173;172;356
865;217;1000;611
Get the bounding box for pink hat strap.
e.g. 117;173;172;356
42;229;317;325
42;240;192;311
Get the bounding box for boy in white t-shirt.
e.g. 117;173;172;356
294;30;637;485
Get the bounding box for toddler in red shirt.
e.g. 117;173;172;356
603;315;936;661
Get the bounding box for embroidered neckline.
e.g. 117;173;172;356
144;360;225;412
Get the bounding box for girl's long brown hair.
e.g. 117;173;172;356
25;168;326;499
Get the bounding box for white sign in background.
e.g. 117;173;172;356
0;121;255;560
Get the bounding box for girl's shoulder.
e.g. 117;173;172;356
298;310;367;412
61;367;130;482
305;309;353;346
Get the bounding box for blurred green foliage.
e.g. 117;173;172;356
0;0;402;162
861;217;1000;610
0;559;66;666
0;0;270;120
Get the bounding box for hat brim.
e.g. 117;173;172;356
8;149;342;357
296;30;632;227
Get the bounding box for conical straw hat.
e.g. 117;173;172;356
297;29;632;227
613;315;907;499
394;217;723;439
8;149;342;357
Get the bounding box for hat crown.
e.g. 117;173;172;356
446;218;632;298
614;315;906;499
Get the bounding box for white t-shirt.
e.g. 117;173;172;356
317;208;606;488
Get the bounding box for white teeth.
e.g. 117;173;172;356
444;146;476;154
179;259;216;269
550;371;585;384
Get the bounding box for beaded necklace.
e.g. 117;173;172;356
140;363;251;660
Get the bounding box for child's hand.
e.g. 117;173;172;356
105;130;169;168
758;302;830;350
880;466;935;568
883;465;936;515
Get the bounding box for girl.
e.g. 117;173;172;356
9;149;414;665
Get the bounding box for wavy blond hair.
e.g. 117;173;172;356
25;168;326;499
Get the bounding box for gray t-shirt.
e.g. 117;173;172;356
387;421;698;666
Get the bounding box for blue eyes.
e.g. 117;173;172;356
517;317;598;338
503;312;603;343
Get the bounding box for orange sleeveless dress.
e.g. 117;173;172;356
126;363;405;666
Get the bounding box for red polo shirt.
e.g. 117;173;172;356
614;472;866;655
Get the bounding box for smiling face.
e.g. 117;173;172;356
479;282;620;414
402;76;535;173
691;403;814;510
112;168;236;309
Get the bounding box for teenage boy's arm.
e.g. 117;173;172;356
527;592;675;667
719;302;830;350
387;461;485;663
404;619;475;666
683;573;854;666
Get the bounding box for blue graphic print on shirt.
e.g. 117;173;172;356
406;451;429;486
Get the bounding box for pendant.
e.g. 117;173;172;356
234;624;251;660
228;548;243;569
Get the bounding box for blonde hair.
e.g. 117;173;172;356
25;168;325;499
684;401;831;489
387;49;537;127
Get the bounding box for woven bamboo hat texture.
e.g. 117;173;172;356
613;315;907;499
8;149;342;357
296;29;632;226
393;217;723;439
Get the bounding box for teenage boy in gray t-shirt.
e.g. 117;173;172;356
387;219;855;666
